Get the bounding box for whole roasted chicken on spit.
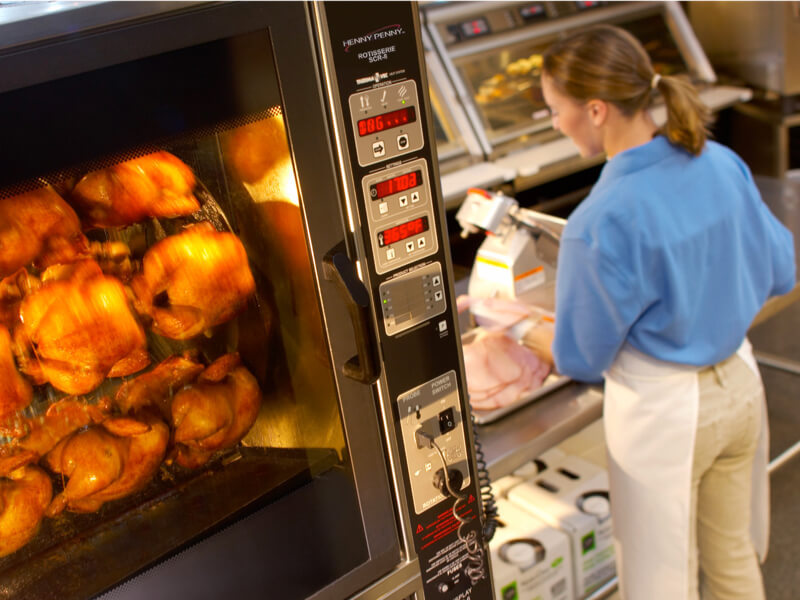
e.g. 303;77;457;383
44;411;169;516
0;187;87;280
70;151;201;229
131;222;256;340
0;465;52;558
113;352;205;419
0;398;108;477
0;325;32;430
15;259;149;395
171;353;262;469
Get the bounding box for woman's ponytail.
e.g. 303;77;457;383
655;74;713;156
543;25;714;156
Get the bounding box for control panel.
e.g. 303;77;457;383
397;370;470;514
323;3;493;598
348;80;424;167
362;157;438;275
379;262;446;336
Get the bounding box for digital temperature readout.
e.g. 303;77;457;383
370;170;422;200
358;106;417;137
377;216;429;247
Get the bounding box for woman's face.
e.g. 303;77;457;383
541;73;604;158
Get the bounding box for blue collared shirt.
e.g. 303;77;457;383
553;136;796;383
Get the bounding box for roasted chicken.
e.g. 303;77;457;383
0;186;88;279
1;271;27;330
16;259;149;395
0;465;52;558
69;151;201;228
171;353;262;469
114;352;205;419
131;222;256;340
0;325;32;432
225;115;290;184
44;412;169;516
0;398;108;476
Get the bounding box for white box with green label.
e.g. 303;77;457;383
507;455;616;598
492;447;567;499
490;499;574;600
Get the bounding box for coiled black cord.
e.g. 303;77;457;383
429;438;487;586
471;413;499;542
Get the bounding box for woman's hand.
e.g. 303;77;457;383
520;321;555;367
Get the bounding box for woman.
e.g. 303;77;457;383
541;25;796;600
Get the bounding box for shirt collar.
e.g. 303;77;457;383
596;135;674;187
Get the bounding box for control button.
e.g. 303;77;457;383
438;408;456;434
386;247;396;260
379;202;388;214
432;275;441;286
411;191;420;203
417;237;426;249
372;141;385;157
399;195;408;207
397;134;409;150
438;320;447;332
405;241;415;253
434;290;443;301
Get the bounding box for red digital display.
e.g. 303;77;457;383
358;106;417;137
370;170;422;200
378;216;429;248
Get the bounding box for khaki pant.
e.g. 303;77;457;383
688;353;766;600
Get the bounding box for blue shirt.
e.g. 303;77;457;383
553;136;796;383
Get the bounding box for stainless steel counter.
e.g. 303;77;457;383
476;381;602;481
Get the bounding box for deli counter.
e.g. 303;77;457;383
420;0;754;208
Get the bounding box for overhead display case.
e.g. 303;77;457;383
421;1;752;199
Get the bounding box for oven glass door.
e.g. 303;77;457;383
0;4;398;599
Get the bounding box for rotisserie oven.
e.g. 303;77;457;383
0;2;494;599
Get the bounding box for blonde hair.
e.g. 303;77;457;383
542;25;712;156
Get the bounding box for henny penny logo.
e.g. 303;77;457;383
343;25;405;52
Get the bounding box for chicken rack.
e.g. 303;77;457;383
0;146;285;594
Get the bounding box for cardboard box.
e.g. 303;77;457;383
507;456;615;598
490;499;574;600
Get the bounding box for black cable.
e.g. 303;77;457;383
471;412;499;542
428;437;487;586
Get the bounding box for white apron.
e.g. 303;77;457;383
603;339;768;600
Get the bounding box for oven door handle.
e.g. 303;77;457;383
323;242;380;385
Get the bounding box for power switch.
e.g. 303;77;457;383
438;408;456;434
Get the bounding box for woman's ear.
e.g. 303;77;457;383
587;99;607;127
